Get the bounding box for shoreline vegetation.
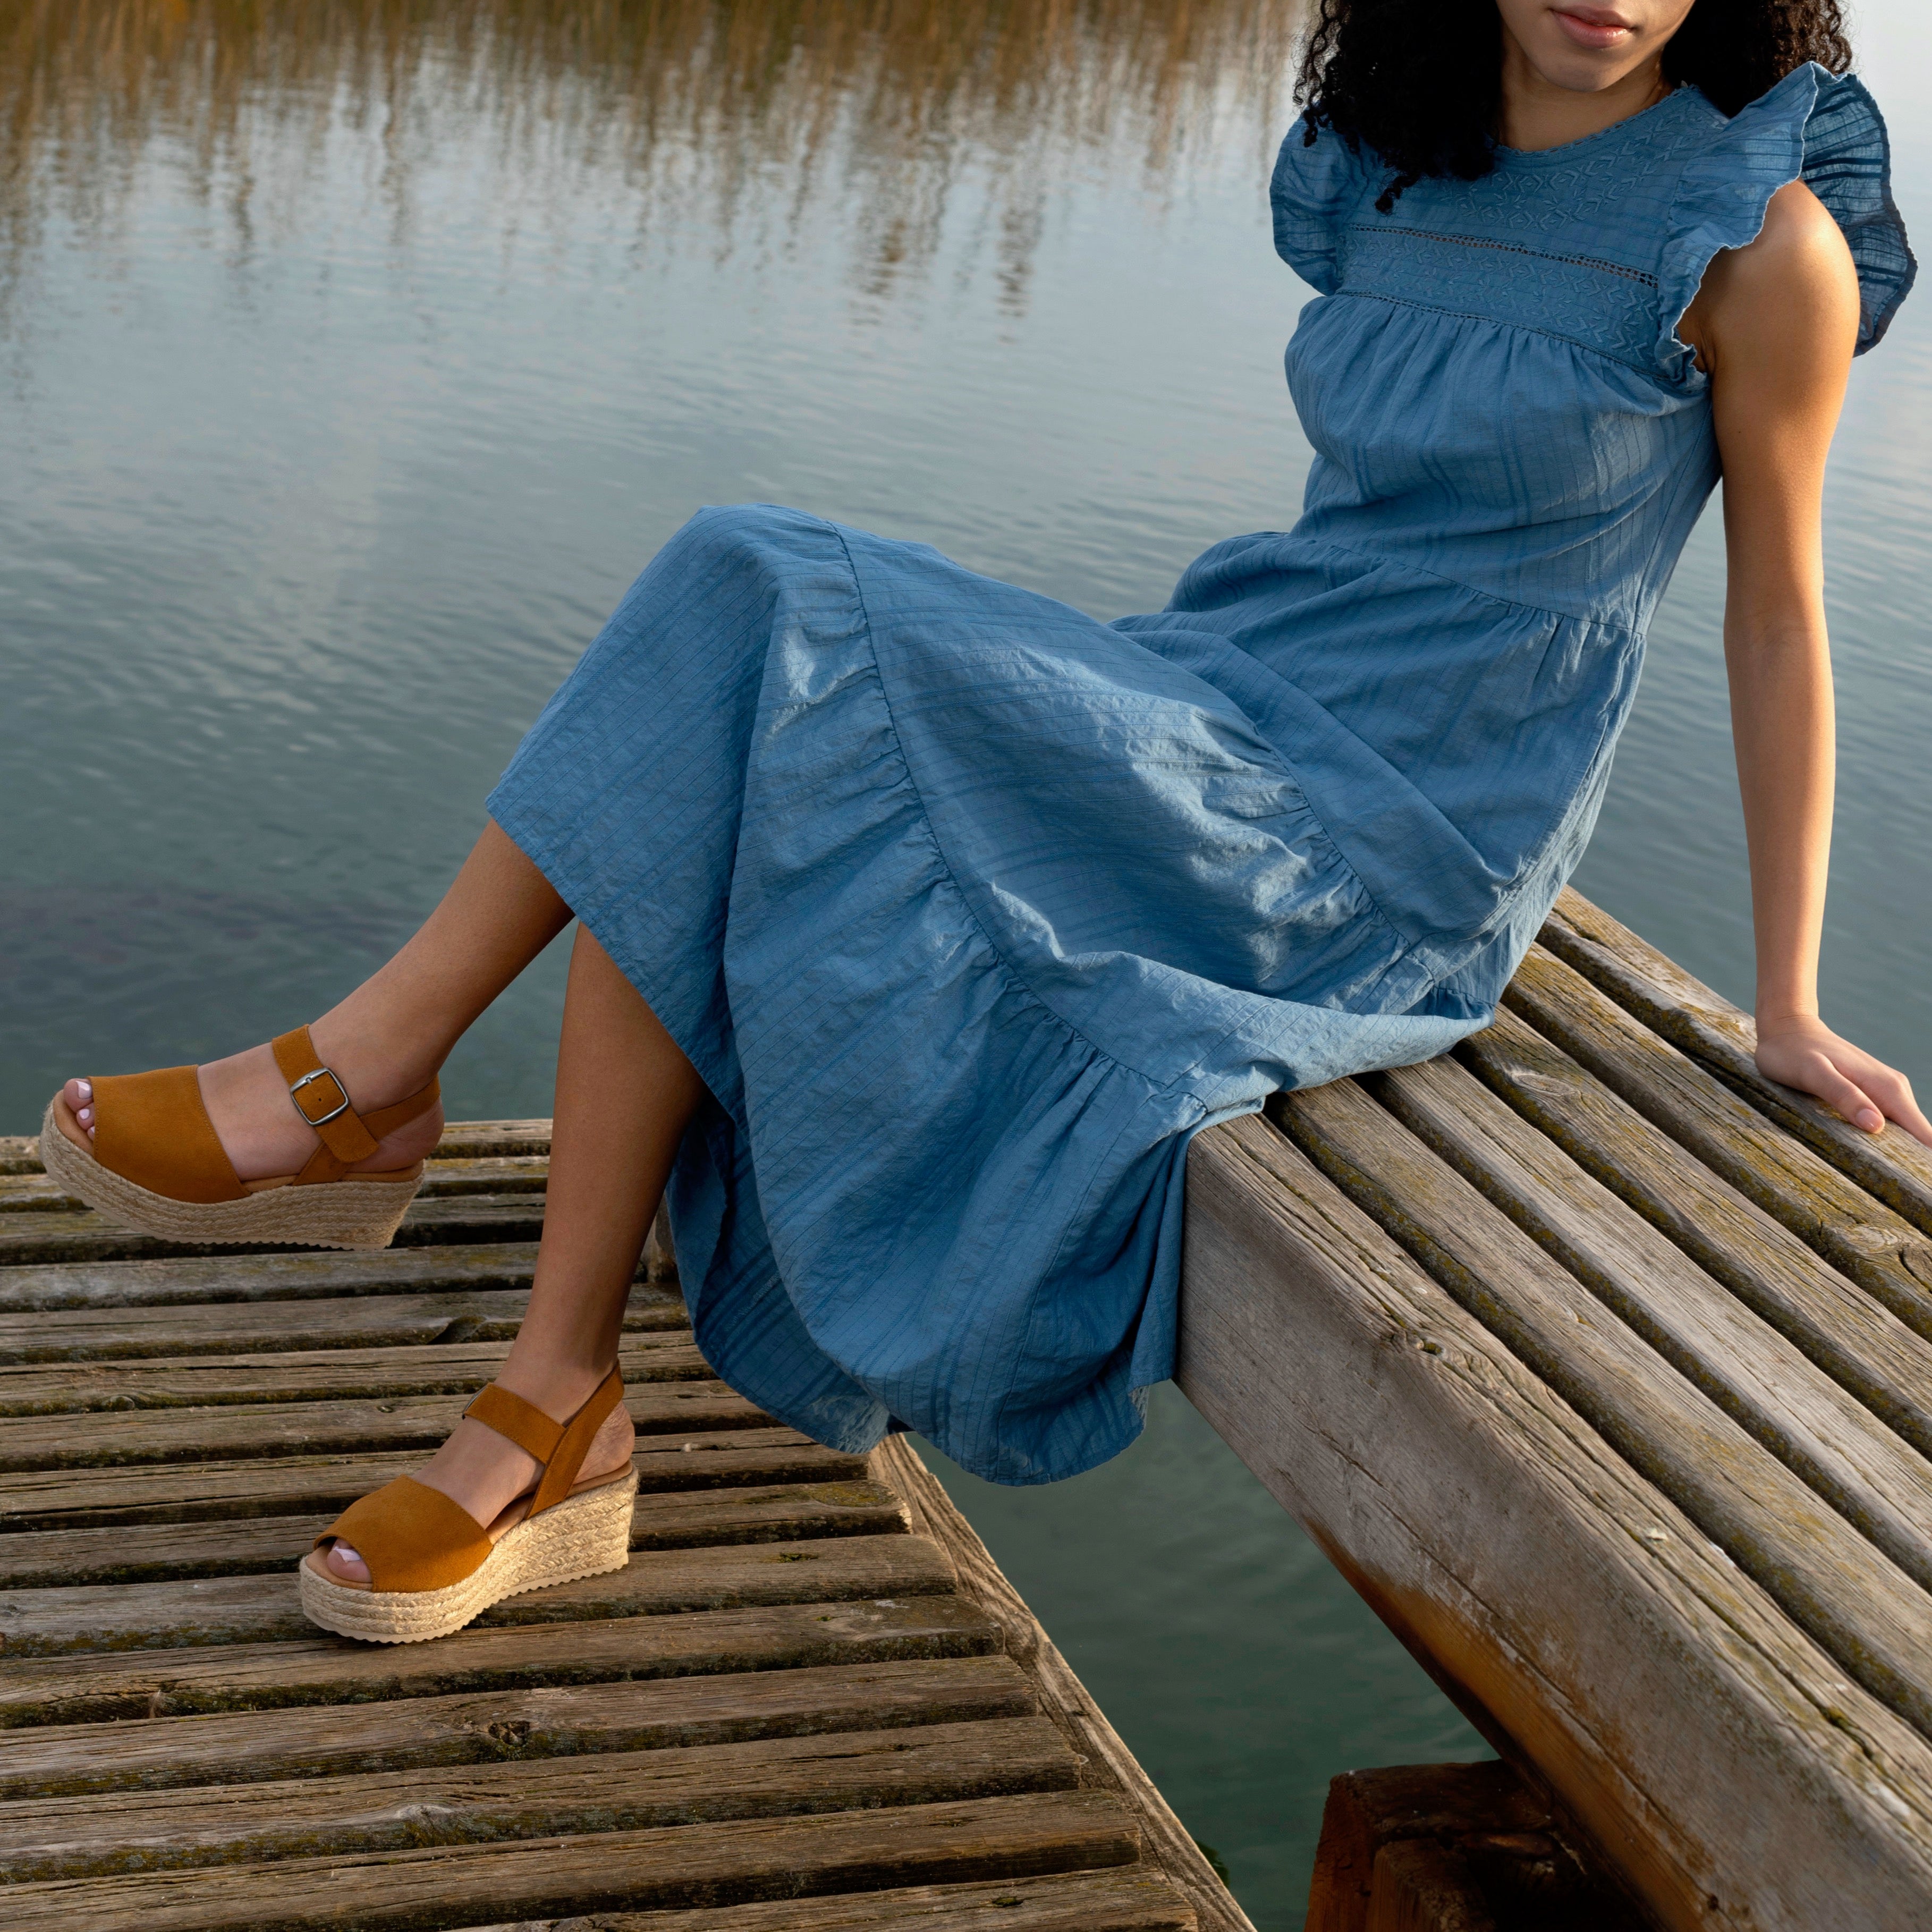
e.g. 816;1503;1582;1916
1;0;1299;316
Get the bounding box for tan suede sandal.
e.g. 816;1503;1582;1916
299;1367;636;1644
38;1026;439;1253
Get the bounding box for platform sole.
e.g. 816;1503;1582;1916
39;1098;422;1252
298;1468;639;1644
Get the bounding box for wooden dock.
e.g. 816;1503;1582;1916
1184;889;1932;1931
4;883;1932;1930
0;1134;1240;1928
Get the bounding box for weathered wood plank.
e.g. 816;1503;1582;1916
0;1481;908;1588
1544;891;1932;1234
0;1334;713;1415
0;1531;956;1654
0;1194;547;1267
0;1380;770;1471
459;1869;1196;1931
0;1791;1140;1932
0;1285;688;1366
1304;1760;1640;1932
0;1124;553;1177
1369;1055;1932;1596
0;1158;550;1217
0;1177;72;1214
1179;1112;1932;1932
0;1656;1037;1798
1505;944;1932;1337
0;1596;1002;1728
1277;1077;1932;1744
870;1437;1255;1932
1365;1840;1498;1931
431;1121;554;1160
0;1717;1079;1880
0;1429;871;1532
417;1158;548;1198
1457;1009;1932;1459
0;1243;547;1316
1305;1761;1545;1932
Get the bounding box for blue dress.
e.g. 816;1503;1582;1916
490;64;1913;1485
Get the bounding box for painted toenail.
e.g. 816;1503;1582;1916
77;1107;93;1126
75;1080;92;1102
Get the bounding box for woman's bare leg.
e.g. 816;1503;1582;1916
62;821;571;1177
320;923;707;1582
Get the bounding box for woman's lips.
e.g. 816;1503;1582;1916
1552;7;1635;49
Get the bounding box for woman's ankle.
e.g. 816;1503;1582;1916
307;1006;443;1111
493;1349;618;1423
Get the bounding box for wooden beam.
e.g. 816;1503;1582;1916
0;1656;1038;1798
1369;1054;1932;1596
1177;1111;1932;1932
0;1244;548;1316
1278;1077;1932;1740
0;1194;548;1268
1455;1011;1932;1456
0;1380;772;1471
1504;946;1932;1336
0;1284;687;1365
0;1790;1142;1931
428;1121;555;1159
1304;1761;1639;1931
869;1436;1255;1932
456;1868;1198;1930
0;1478;909;1587
0;1531;957;1655
1544;892;1932;1234
0;1717;1079;1880
0;1428;874;1532
0;1595;1004;1728
0;1334;713;1415
0;1159;552;1216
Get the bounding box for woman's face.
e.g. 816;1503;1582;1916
1492;1;1699;92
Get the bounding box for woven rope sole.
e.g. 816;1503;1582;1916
38;1098;421;1252
299;1467;639;1643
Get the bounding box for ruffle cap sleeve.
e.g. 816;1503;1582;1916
1658;63;1916;383
1272;115;1372;295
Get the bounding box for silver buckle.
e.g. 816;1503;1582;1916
289;1065;352;1129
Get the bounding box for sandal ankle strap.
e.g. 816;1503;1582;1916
464;1367;626;1520
271;1027;439;1185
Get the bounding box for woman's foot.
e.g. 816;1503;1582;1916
56;1019;444;1181
313;1363;636;1587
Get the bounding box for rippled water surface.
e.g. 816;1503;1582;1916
3;3;1928;1922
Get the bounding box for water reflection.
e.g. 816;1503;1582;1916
1;0;1297;314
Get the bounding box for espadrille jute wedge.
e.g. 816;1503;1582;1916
300;1367;635;1643
39;1027;439;1252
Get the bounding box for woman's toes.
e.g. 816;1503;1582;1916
324;1541;372;1586
62;1079;96;1139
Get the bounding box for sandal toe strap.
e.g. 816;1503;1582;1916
90;1066;246;1204
313;1476;493;1593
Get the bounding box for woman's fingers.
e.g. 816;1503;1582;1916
1799;1053;1884;1132
1758;1028;1932;1149
1850;1062;1932;1148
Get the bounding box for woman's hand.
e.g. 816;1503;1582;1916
1753;1015;1932;1147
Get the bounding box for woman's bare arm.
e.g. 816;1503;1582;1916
1682;179;1932;1145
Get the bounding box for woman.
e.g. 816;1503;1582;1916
40;0;1923;1643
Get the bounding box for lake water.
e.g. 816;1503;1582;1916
3;4;1927;1923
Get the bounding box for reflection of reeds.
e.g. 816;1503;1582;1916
0;0;1300;311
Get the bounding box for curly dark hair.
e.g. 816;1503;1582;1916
1297;0;1854;212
